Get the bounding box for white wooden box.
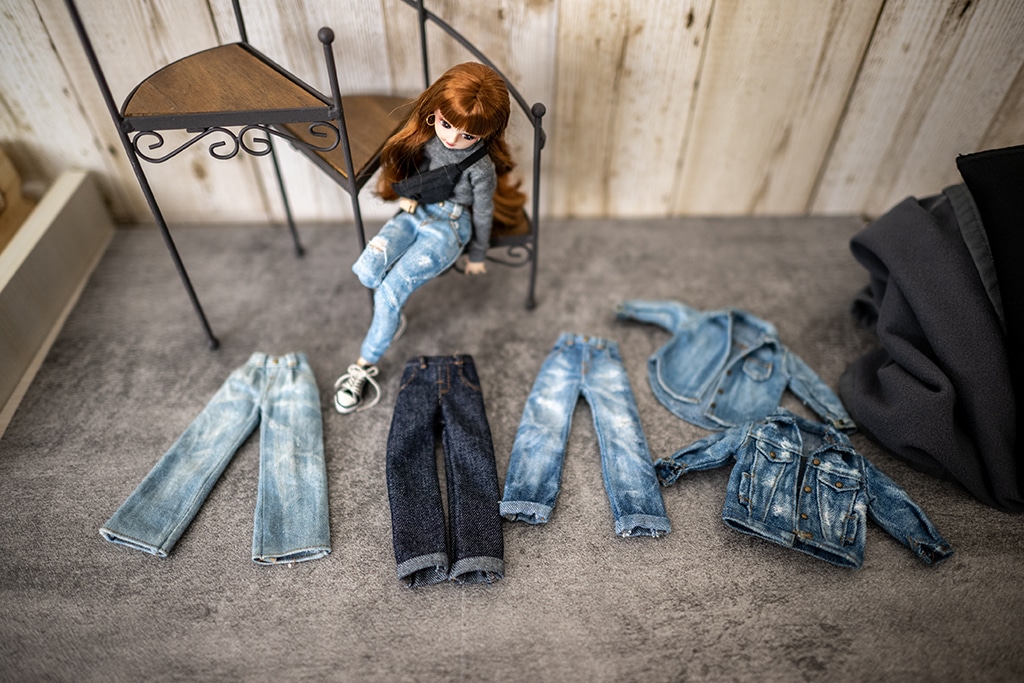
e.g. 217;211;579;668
0;171;113;437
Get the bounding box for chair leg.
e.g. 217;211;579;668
345;182;375;309
268;139;304;257
127;152;221;350
525;241;537;311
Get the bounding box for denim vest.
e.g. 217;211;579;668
617;300;855;431
655;409;953;569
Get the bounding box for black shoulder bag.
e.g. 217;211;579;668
392;144;489;205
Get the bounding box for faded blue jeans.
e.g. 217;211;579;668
386;355;504;587
500;334;672;537
353;201;472;364
100;353;330;564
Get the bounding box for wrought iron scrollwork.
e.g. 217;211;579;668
131;122;340;163
485;243;533;268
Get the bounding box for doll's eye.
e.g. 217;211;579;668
462;133;476;141
440;119;452;129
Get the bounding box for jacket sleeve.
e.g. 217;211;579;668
783;350;857;432
863;457;954;565
654;424;746;486
615;300;698;333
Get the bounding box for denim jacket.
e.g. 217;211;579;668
616;300;855;431
655;409;953;569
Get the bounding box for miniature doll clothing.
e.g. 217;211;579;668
100;353;330;565
500;334;672;538
616;300;855;432
352;138;497;365
386;355;504;587
392;142;489;206
655;409;953;569
353;200;471;364
400;136;497;264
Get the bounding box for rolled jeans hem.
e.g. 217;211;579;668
396;552;450;588
99;528;168;558
499;500;552;524
615;514;672;538
252;546;331;565
450;556;505;584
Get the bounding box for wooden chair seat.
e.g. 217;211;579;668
282;96;411;184
122;44;411;184
122;44;327;125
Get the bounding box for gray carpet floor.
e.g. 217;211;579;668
1;216;1021;682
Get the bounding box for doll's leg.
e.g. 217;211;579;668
359;216;468;364
352;211;419;290
336;206;468;415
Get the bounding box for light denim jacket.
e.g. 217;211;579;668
655;409;953;569
616;300;855;431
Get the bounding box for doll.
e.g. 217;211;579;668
334;61;525;414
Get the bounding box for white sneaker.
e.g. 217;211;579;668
333;363;381;414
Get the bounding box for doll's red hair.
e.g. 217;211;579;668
376;61;525;228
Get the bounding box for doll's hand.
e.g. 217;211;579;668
465;260;487;275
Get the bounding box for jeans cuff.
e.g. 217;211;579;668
396;552;449;588
499;500;552;524
615;514;672;538
352;242;386;289
252;545;331;565
450;556;505;584
99;527;169;558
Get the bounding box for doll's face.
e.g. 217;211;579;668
432;109;480;150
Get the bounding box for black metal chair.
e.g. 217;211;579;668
66;0;545;349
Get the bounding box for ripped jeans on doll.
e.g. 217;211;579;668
352;201;471;364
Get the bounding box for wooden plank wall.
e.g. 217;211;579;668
1;0;1022;225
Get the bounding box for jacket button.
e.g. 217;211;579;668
800;513;808;520
710;402;716;409
769;451;776;459
803;486;812;493
812;458;820;465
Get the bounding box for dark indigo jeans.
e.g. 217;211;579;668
386;355;504;587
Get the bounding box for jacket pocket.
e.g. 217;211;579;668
816;468;862;545
749;440;794;514
742;355;773;381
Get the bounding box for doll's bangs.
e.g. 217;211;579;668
437;99;504;138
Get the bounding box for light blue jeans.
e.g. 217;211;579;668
100;353;330;564
500;334;672;537
353;201;472;364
